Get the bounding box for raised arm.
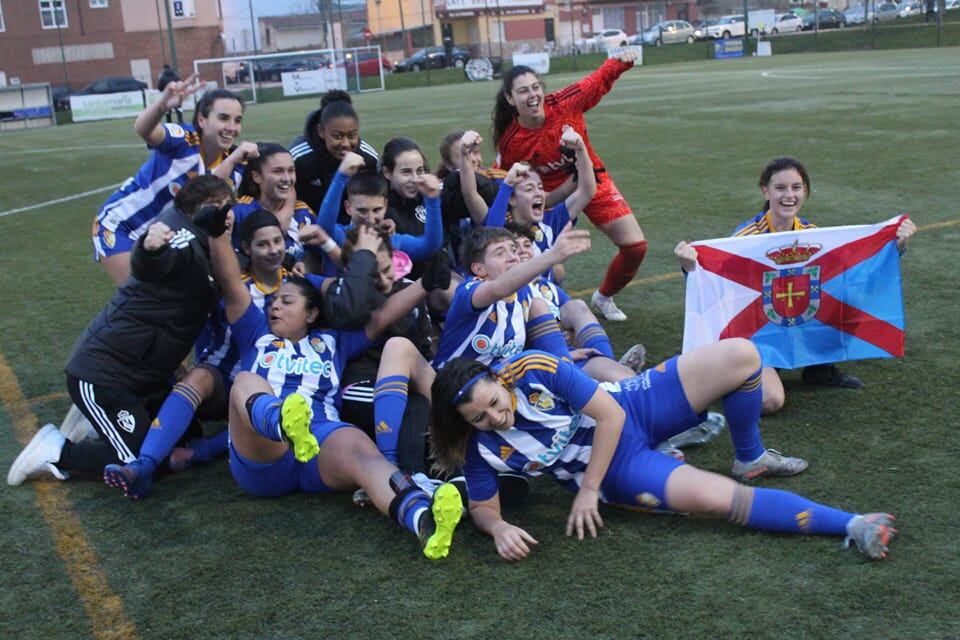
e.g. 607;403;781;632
209;211;253;323
134;73;201;147
458;131;491;225
470;223;590;309
560;125;597;220
213;141;258;182
564;52;636;114
484;162;529;227
318;151;367;236
674;240;698;273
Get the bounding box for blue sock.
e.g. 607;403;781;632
246;393;283;442
729;485;855;536
373;375;409;465
188;430;229;463
139;383;202;472
527;313;572;359
576;323;614;359
723;367;766;463
396;490;432;536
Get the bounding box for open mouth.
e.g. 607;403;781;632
531;199;544;214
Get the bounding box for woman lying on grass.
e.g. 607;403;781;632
430;344;896;562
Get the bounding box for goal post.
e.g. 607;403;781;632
193;46;387;105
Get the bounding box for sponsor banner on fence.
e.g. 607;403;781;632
69;91;144;122
714;38;745;60
512;52;550;75
281;68;347;96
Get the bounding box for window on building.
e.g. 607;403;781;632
39;0;68;29
90;0;108;8
601;6;625;31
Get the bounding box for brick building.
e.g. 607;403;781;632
0;0;224;90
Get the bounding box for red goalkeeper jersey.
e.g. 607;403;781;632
494;58;633;192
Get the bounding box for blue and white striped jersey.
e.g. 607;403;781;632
526;277;571;320
229;299;368;421
231;197;319;265
464;351;615;502
196;268;292;380
433;277;531;369
96;123;242;245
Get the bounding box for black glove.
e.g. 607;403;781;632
193;202;232;238
421;251;452;292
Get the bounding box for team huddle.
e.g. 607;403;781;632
8;49;916;562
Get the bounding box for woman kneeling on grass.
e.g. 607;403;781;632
430;344;896;562
209;214;461;560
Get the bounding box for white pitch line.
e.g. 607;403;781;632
0;143;143;157
0;183;120;219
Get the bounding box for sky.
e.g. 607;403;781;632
221;0;366;52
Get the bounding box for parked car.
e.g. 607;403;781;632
706;15;746;38
770;13;803;33
845;5;871;24
875;2;901;20
897;0;923;17
947;0;960;11
636;20;698;46
576;28;629;52
802;9;847;29
344;50;393;77
692;19;718;40
75;76;147;95
394;46;470;72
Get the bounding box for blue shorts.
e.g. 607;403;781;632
228;418;350;498
600;356;706;512
92;215;138;261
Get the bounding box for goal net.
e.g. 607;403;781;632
193;46;387;105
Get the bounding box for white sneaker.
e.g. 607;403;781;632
591;290;627;322
59;404;99;443
411;472;444;496
618;343;647;373
7;424;69;486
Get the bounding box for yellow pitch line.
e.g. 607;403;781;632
565;218;953;300
0;352;139;640
26;391;70;406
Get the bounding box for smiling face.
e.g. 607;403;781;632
319;115;360;160
471;238;519;280
513;234;534;262
197;98;243;154
253;152;296;204
507;72;546;126
345;193;388;227
456;378;516;431
383;150;426;199
243;225;285;276
510;172;546;224
267;282;319;340
762;168;809;228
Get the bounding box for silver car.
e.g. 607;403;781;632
639;20;698;46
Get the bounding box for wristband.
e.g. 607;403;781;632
321;238;338;253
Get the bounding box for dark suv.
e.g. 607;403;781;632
394;46;470;72
76;76;148;95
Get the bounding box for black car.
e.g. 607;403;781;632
75;76;148;95
802;9;848;29
233;59;325;83
394;46;470;72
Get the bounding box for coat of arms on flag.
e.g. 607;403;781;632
682;215;907;369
